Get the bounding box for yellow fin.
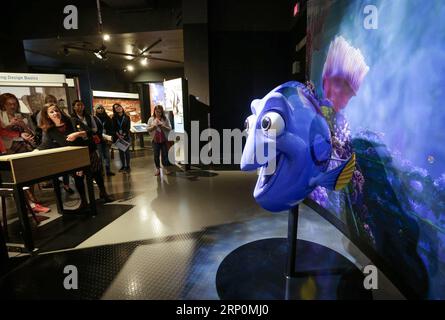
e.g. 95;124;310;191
334;153;356;190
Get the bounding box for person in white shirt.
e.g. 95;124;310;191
147;105;172;176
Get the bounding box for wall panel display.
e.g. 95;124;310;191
148;82;165;116
92;91;141;125
0;72;71;115
307;0;445;299
164;78;184;134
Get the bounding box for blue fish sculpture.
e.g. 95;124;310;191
240;81;355;212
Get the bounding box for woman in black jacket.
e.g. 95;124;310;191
94;104;115;176
71;99;98;134
38;104;113;206
111;103;131;173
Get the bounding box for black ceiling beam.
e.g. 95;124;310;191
64;45;183;64
130;38;162;62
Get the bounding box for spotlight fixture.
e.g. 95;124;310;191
140;58;148;66
103;34;111;41
94;45;108;60
127;65;134;72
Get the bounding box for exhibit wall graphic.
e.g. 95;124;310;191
0;88;68;114
0;72;71;115
92;97;142;125
0;87;70;114
164;78;184;134
306;0;445;298
148;82;165;116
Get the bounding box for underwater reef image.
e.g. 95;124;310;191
307;0;445;298
309;129;445;298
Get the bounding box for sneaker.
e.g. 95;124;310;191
125;167;131;173
33;203;51;213
119;167;126;173
154;169;160;176
40;182;53;189
106;171;116;176
100;193;114;203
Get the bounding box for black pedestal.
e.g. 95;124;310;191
215;238;372;300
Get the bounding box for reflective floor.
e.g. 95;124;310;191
0;146;404;299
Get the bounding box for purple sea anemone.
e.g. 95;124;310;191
411;166;428;178
409;180;424;193
434;174;445;190
309;186;329;208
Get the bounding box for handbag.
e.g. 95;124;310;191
92;134;101;144
153;128;166;143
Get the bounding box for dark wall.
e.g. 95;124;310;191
184;24;210;106
0;2;28;72
182;0;210;164
86;66;130;108
209;1;292;32
208;0;293;133
88;66;128;92
0;38;29;72
209;30;292;131
130;68;184;82
290;1;307;82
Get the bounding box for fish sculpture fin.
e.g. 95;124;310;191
310;153;356;191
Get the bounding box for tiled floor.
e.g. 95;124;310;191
0;146;404;299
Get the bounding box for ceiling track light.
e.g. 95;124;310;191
94;45;108;60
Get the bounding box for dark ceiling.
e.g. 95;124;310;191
24;29;184;71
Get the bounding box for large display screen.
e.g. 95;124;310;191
307;0;445;298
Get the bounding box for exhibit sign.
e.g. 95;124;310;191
131;123;148;133
0;72;66;87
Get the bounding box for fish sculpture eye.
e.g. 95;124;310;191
260;112;285;136
261;116;271;130
244;115;255;134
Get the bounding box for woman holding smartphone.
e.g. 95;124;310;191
147;105;172;176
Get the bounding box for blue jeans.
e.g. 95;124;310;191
119;148;131;169
97;142;111;171
153;141;169;168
